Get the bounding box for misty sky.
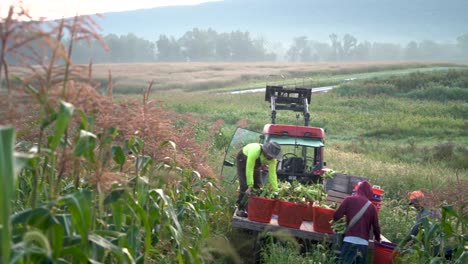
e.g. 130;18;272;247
2;0;221;19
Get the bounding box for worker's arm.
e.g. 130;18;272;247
333;198;347;221
245;153;256;188
267;159;278;191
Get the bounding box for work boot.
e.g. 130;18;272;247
236;209;248;218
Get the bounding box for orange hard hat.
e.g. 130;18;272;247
409;190;424;200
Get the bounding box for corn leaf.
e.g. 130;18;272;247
60;245;88;262
50;223;64;260
73;130;97;162
89;234;125;262
50;101;75;150
58;190;92;248
111;146;126;169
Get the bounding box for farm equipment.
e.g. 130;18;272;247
223;83;386;263
221;84;329;184
264;85;329;183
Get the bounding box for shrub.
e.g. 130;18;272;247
332;69;468;101
404;84;468;102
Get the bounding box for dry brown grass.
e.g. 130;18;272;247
88;61;430;91
1;78;216;179
419;180;467;216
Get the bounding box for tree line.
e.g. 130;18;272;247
68;28;468;63
290;33;468;62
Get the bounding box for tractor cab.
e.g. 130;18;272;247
263;124;326;184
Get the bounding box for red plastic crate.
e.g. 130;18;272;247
247;196;276;223
313;206;335;234
277;200;306;229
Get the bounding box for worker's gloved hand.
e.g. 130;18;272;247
245;187;252;196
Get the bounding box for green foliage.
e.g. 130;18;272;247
211;128;231;152
1;96;236;263
5;145;233;263
261;240;309;263
333;69;468;102
67;24;468;64
72;28;277;64
71;33;157;63
0;126;16;263
378;199;416;242
405;84;468;102
251;185;278;199
1;9;244;263
261;236;336;264
396;205;467;263
339;140;468;170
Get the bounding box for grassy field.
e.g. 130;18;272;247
147;64;467;263
86;61;466;94
155;69;468;188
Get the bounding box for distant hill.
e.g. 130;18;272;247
92;0;467;44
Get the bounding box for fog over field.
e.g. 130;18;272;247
97;0;467;44
59;0;468;63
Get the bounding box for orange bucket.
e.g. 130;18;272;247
373;241;399;264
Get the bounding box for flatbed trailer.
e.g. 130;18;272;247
232;210;387;249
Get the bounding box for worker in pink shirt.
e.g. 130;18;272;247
333;181;381;264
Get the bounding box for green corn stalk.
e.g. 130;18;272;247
0;126;15;263
126;193;151;264
0;126;32;263
57;190;92;251
52;101;75;199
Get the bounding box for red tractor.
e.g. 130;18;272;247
222;85;329;184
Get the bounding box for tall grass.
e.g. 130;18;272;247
24;62;462;95
325;147;464;199
159;86;467;169
259;233;336;264
335;70;468;102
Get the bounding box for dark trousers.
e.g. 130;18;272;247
236;150;262;211
337;242;368;264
